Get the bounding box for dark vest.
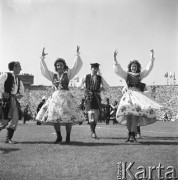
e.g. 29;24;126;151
126;73;145;92
84;74;102;110
85;74;101;91
2;73;21;119
4;73;20;94
53;73;69;90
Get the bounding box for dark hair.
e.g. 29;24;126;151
127;60;141;73
54;58;69;72
8;61;20;71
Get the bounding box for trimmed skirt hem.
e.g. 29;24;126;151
116;115;157;126
35;119;84;126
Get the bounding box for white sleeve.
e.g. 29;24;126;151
68;53;83;80
19;80;25;96
0;73;8;98
40;57;54;82
113;63;127;80
140;58;155;80
101;77;110;92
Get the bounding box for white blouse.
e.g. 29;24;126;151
113;58;155;81
40;53;83;83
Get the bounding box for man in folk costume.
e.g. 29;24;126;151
0;61;24;143
79;63;109;138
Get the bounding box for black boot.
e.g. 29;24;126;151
66;133;70;144
90;123;94;137
131;132;137;143
90;123;97;138
125;131;131;142
93;123;97;138
54;131;62;144
137;126;142;138
5;128;15;144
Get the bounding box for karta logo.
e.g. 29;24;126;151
117;162;177;180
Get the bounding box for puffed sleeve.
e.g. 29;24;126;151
67;53;83;80
101;77;109;92
0;73;8;98
140;58;155;80
19;80;25;96
113;63;127;80
40;57;54;82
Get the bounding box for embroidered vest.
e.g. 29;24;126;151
85;74;101;91
126;73;145;92
53;73;69;90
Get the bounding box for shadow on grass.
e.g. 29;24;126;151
142;136;178;140
18;141;141;146
100;137;126;140
18;140;178;146
16;136;178;146
18;141;54;144
140;141;178;145
0;147;21;154
60;141;142;146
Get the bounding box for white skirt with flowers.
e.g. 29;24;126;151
116;89;162;126
36;90;86;125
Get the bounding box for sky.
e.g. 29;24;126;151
0;0;177;86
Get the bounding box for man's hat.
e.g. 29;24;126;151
90;63;100;68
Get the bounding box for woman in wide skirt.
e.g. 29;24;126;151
113;49;162;142
36;46;85;144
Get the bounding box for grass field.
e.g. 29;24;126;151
0;121;178;180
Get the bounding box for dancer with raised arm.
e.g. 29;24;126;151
122;82;152;139
36;46;85;144
113;49;162;143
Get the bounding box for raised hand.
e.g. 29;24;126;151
42;47;48;58
114;49;118;63
150;49;154;58
77;45;80;54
